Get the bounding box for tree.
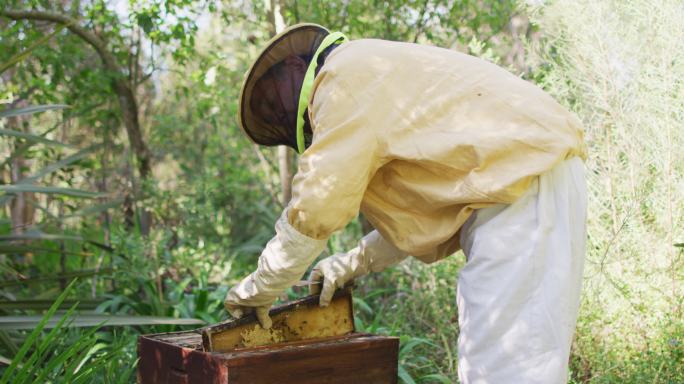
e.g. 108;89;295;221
1;10;152;181
1;1;204;233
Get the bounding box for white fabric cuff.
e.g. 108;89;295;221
350;230;409;278
226;208;328;307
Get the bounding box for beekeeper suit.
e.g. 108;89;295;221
224;23;587;384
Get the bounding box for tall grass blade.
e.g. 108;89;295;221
65;198;124;218
0;314;205;330
0;185;105;199
30;319;101;383
0;232;83;242
419;373;452;383
0;330;18;355
0;262;18;274
0;300;103;310
11;303;79;383
0;268;113;288
398;365;417;384
0;104;69;119
0;279;76;384
112;358;137;384
399;337;435;359
0;129;71;147
18;144;102;185
69;342;107;378
0;245;94;258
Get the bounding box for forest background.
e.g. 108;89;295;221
0;0;682;383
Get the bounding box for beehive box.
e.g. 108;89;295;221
137;290;399;383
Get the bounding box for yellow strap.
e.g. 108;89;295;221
296;31;349;154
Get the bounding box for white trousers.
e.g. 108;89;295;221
457;157;587;384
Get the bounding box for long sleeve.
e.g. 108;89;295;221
287;74;383;239
224;208;327;307
226;71;384;310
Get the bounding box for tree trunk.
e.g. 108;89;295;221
5;95;37;264
6;98;36;237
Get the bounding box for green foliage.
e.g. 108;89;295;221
0;24;67;75
525;0;684;382
354;290;453;384
0;280;135;384
353;256;463;382
283;0;516;47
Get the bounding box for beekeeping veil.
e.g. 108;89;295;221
238;24;347;153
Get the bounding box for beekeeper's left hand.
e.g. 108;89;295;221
223;208;327;329
308;230;409;306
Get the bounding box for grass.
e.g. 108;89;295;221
0;280;135;384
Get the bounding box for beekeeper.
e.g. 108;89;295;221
224;24;587;384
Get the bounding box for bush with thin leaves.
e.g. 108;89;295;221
0;280;135;384
525;0;684;382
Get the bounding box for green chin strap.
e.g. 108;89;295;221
296;31;349;154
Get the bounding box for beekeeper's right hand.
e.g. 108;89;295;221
308;230;409;306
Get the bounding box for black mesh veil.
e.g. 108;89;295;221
238;24;330;149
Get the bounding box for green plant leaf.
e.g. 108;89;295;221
0;129;71;147
398;365;417;384
0;330;18;356
30;319;100;383
0;300;103;310
0;244;94;258
0;185;105;199
18;144;102;185
353;296;373;316
0;144;101;206
71;342;107;376
420;373;452;383
0;104;69;119
85;241;128;260
0;268;113;288
0;315;205;330
12;303;80;383
0;232;83;242
65;198;124;218
0;279;75;384
399;337;436;359
0;263;19;275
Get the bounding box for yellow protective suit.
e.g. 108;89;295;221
288;38;586;263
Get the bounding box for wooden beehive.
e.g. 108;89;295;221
137;290;399;383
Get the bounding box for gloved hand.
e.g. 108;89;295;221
224;296;273;329
308;230;409;306
224;208;327;328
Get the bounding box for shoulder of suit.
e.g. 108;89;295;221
325;38;478;70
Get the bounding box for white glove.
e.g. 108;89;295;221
308;230;409;306
224;208;327;328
